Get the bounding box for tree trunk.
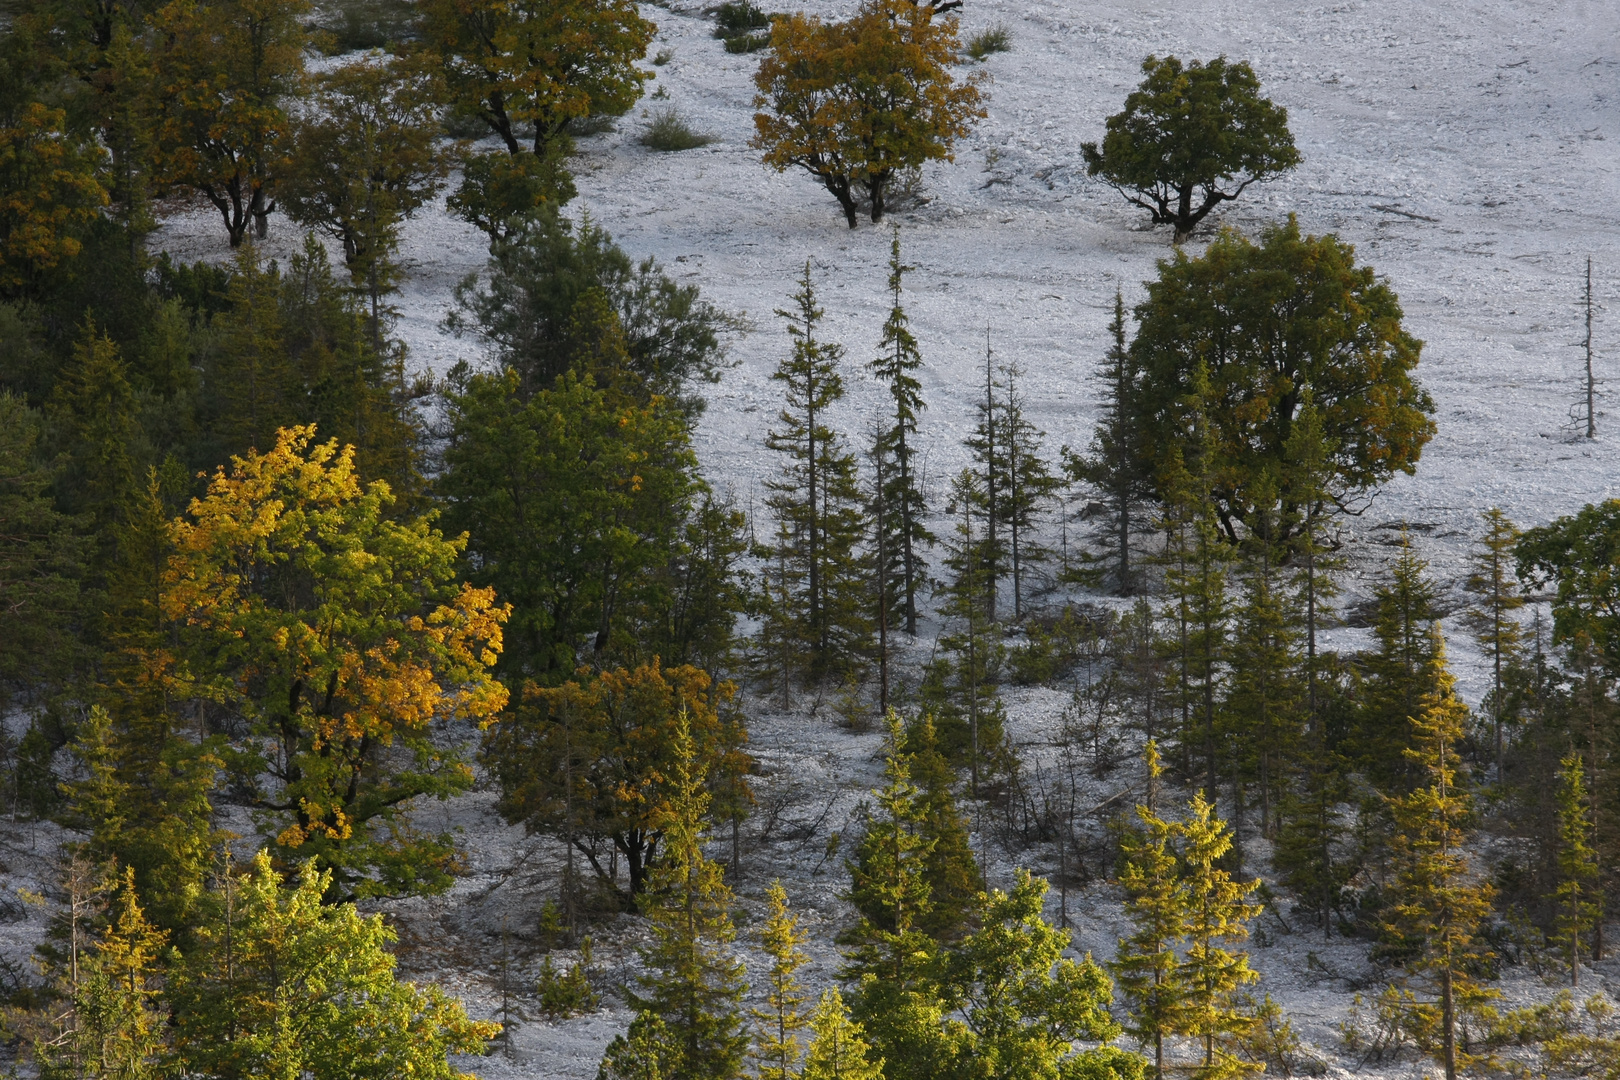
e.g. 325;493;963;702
1441;967;1457;1080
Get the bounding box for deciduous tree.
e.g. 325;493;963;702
1082;56;1298;241
752;0;985;227
1127;218;1434;542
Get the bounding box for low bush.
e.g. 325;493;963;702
640;107;715;151
967;24;1011;61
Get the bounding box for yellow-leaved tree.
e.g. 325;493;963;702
752;0;986;227
166;425;509;900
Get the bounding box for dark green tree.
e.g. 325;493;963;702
998;359;1061;621
1551;750;1600;987
760;262;871;684
1065;291;1153;596
1464;509;1524;779
1081;55;1299;241
868;226;931;636
1127;218;1434;542
1352;531;1439;789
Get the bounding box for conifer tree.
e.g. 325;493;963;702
625;711;749;1080
36;868;168;1080
1178;794;1263;1080
802;989;884;1080
964;332;1004;619
1552;750;1600;987
48;321;141;557
1161;486;1231;805
840;713;953;1080
869;226;931;636
763;262;871;683
952;869;1140;1080
1354;531;1439;789
1463;508;1524;778
1382;632;1498;1080
1282;393;1343;743
753;880;811;1080
901;714;981;941
929;469;1010;791
1112;742;1188;1080
1065;291;1152;596
999;359;1061;621
1223;475;1302;842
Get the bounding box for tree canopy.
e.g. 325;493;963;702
1127;216;1434;542
1082;55;1299;241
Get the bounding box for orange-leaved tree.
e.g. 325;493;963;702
483;660;750;908
0;103;108;295
752;0;985;227
166;425;509;900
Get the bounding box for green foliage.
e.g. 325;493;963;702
802;989;884;1080
900;715;982;941
0;103;108;296
1380;634;1499;1080
623;713;749;1080
949;869;1139;1080
1127;218;1434;543
418;0;655;155
1551;751;1600;985
538;938;601;1020
966;25;1011;61
751;881;810;1080
752;0;986;226
1081;55;1298;240
15;717;62;821
1519;499;1620;672
869;227;932;636
484;662;749;902
1352;532;1439;789
600;1013;680;1080
449;148;578;243
758;263;871;687
641;106;716;151
1463;508;1525;774
169;852;498;1077
0;393;84;700
714;1;770;37
445;206;737;413
168;426;509;900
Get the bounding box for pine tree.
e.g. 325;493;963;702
929;469;1010;792
752;881;811;1080
999;359;1061;621
1223;475;1303;844
1382;631;1498;1080
966;330;1006;621
1112;742;1187;1080
1463;508;1524;779
1178;794;1263;1080
802;990;884;1080
1162;492;1231;805
869;226;931;637
1282;392;1344;746
763;262;871;683
840;713;953;1080
36;868;168;1080
1354;531;1439;790
48;320;141;560
952;869;1138;1080
1065;290;1152;596
626;711;749;1080
1551;750;1600;987
901;714;981;941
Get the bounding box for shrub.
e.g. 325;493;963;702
640;106;715;151
713;0;769;37
537;938;600;1021
566;114;618;136
653;48;674;65
966;24;1010;60
723;32;771;52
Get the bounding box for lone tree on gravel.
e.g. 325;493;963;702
752;0;985;227
1082;55;1299;242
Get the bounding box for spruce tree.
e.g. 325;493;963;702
1463;508;1524;779
752;881;811;1080
1282;393;1344;745
1161;488;1231;805
1551;750;1600;987
966;331;1006;621
1065;290;1152;596
999;359;1061;621
1178;794;1263;1080
1223;475;1303;844
929;469;1010;792
763;262;871;683
869;226;931;636
1354;531;1439;790
901;714;982;941
840;714;953;1080
802;990;884;1080
626;712;749;1080
952;869;1140;1080
1382;632;1498;1080
1112;742;1188;1080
